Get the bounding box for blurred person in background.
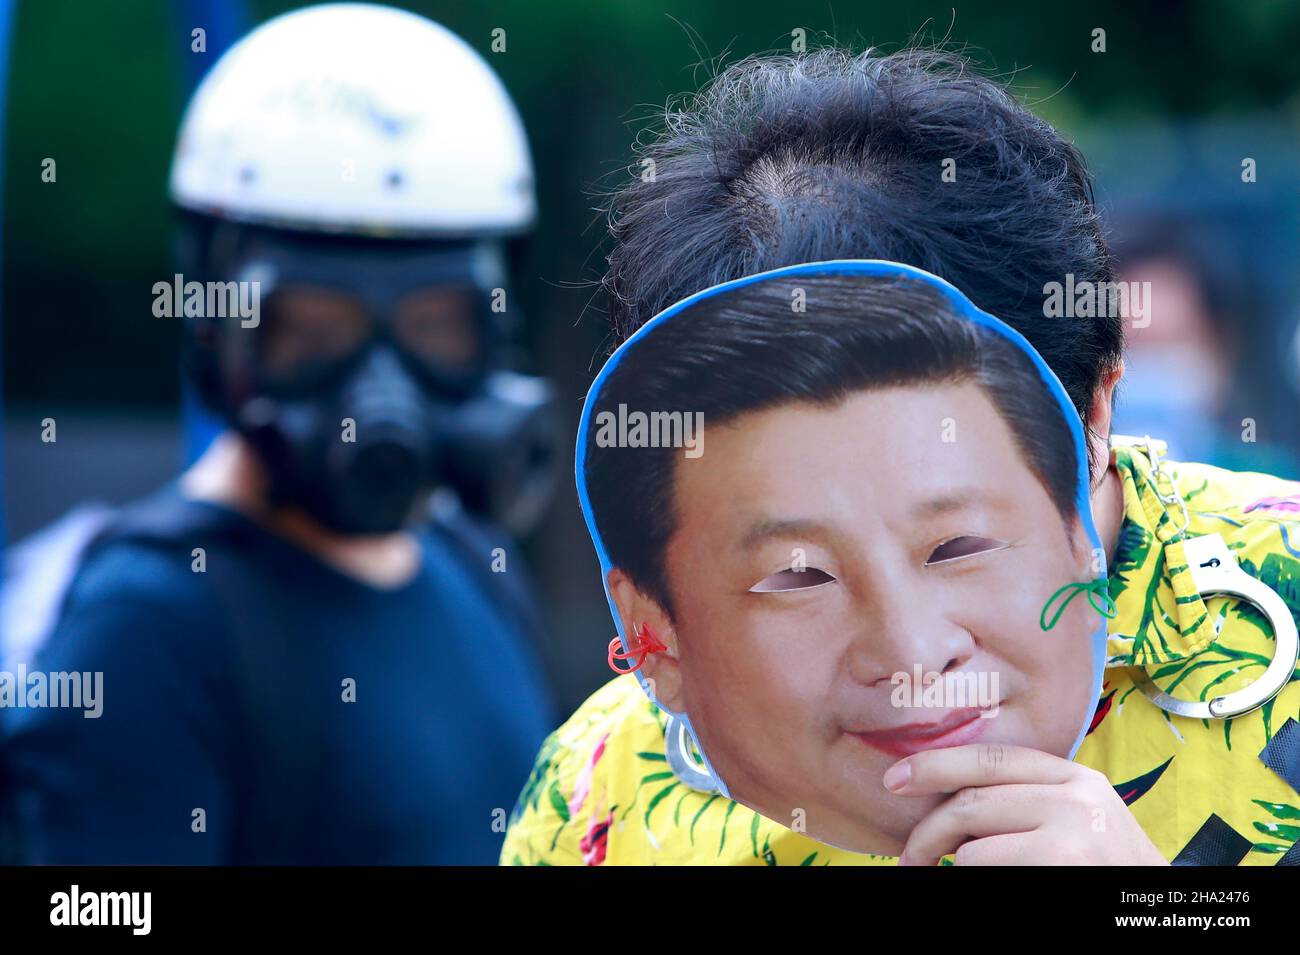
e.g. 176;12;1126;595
2;3;558;864
1111;216;1300;477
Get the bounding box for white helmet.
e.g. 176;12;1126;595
169;2;535;237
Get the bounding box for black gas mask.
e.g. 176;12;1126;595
189;225;559;536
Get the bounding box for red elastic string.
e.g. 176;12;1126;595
607;637;647;673
607;623;667;674
636;622;668;655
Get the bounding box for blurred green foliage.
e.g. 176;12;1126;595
4;0;1300;405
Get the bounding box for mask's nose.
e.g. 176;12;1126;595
844;571;977;690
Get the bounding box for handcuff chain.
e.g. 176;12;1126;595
1144;435;1190;541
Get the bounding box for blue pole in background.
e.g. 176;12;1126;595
0;0;16;553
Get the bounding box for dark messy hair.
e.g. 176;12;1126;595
601;47;1121;453
585;274;1082;617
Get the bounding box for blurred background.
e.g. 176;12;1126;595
4;0;1300;712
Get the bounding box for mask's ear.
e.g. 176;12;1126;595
607;568;685;713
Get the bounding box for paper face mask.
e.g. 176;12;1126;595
576;260;1111;855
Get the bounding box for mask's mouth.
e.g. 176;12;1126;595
847;704;1000;759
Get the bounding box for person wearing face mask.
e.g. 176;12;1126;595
572;266;1127;860
1110;220;1300;478
2;4;558;864
504;47;1300;867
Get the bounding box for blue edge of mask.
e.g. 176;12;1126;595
574;259;1110;801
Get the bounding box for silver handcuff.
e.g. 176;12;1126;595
1128;436;1299;719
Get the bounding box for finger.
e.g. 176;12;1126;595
899;784;1054;866
950;831;1045;866
883;741;1079;796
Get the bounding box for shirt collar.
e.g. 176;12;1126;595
1105;435;1220;667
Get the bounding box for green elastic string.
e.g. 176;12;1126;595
1040;579;1118;631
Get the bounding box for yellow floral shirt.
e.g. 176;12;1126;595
503;437;1300;865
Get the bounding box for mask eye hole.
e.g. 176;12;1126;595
925;536;1009;566
393;286;482;371
257;285;371;390
749;568;837;593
